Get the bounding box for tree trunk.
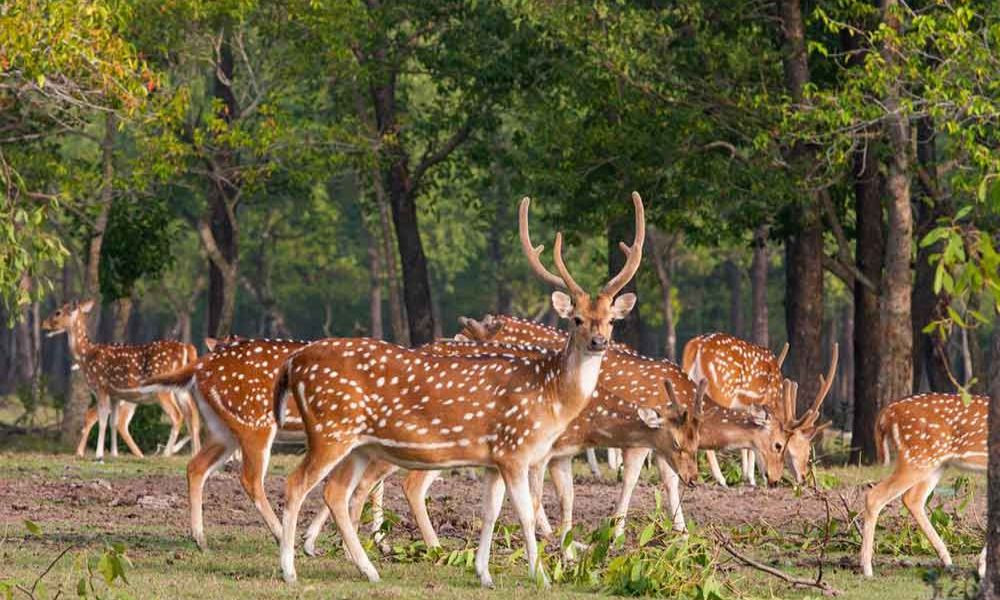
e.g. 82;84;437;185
111;296;133;343
14;275;34;386
877;0;914;412
749;225;770;347
389;187;435;345
205;28;240;338
911;116;951;393
724;258;744;338
839;302;854;430
850;136;884;465
60;112;115;445
368;232;384;340
650;230;677;361
984;322;1000;599
778;0;825;415
374;175;408;345
608;216;642;350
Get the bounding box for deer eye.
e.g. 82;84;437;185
774;442;784;451
573;316;584;326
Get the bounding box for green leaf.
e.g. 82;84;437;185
24;519;41;535
77;577;87;597
638;523;655;547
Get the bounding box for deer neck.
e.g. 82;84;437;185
699;415;757;451
66;317;93;360
550;339;603;420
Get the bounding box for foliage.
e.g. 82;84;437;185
0;521;130;599
98;197;176;300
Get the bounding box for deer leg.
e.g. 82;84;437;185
157;392;183;457
182;390;202;454
239;428;282;544
860;467;927;577
116;402;143;457
322;452;380;582
502;463;548;586
94;393;110;461
529;458;552;537
302;506;331;558
280;442;353;584
612;447;650;539
402;469;443;548
704;451;728;487
741;449;756;487
78;407;99;457
188;440;233;551
608;448;622;473
655;454;687;532
585;448;601;477
548;455;577;557
109;398;120;457
474;468;506;589
901;470;951;568
349;459;396;553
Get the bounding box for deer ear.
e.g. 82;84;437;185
804;421;832;440
749;405;771;428
551;291;575;319
453;333;470;342
610;293;637;320
79;300;95;314
637;407;665;429
205;337;219;351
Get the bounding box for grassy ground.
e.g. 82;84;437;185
0;449;985;599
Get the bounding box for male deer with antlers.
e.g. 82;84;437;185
347;314;794;551
42;300;200;460
272;193;644;587
683;332;835;485
860;393;987;577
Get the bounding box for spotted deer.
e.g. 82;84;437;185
129;336;308;551
683;332;834;485
301;338;706;556
272;193;644;587
861;393;987;578
345;314;794;554
42;300;200;460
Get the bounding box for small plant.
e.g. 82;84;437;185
0;521;131;599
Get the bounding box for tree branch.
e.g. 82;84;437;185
196;216;232;273
411;119;473;189
820;193;877;292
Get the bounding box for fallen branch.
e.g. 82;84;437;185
711;527;842;596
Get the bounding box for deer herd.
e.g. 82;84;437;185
38;192;988;588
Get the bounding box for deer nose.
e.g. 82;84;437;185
589;335;607;352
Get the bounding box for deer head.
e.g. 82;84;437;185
782;344;838;483
519;192;644;356
742;400;788;486
42;299;94;337
637;379;706;485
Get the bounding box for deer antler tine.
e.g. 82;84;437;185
802;343;839;427
782;378;795;423
518;197;567;290
601;191;646;297
664;379;679;410
694;378;707;417
553;232;586;297
775;342;789;368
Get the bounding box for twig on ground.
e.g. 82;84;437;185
711;526;843;596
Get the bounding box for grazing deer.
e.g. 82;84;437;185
348;315;792;553
861;393;987;578
131;336;307;551
42;300;200;460
683;333;834;485
272;193;644;587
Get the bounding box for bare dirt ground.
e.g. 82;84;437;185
0;454;984;546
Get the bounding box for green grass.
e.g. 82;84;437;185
0;451;985;599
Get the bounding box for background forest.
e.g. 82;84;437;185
2;0;1000;470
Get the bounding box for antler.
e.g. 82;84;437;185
552;232;586;296
601;192;646;297
518;197;583;294
795;343;839;429
664;379;681;412
775;342;789;369
693;378;707;419
782;378;796;423
458;316;489;341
